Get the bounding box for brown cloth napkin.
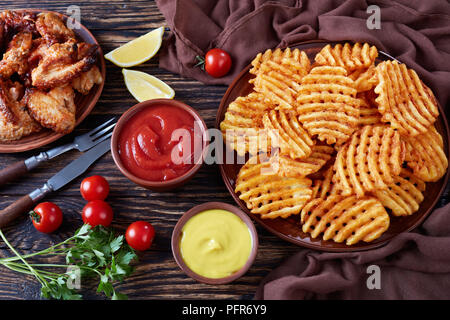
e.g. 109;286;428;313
155;0;450;299
255;202;450;299
156;0;450;107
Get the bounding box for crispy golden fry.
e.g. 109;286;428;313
0;80;40;141
273;145;334;178
372;169;425;216
374;60;439;136
72;65;103;95
235;154;312;219
35;12;75;45
301;195;389;245
315;42;378;72
357;91;382;126
31;40;98;89
262;109;314;159
402;126;448;182
220;92;272;156
349;65;378;92
333;125;404;197
26;85;76;134
296;66;360;145
311;166;340;199
249;48;310;110
0;31;32;77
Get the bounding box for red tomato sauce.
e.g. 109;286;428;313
118;104;196;182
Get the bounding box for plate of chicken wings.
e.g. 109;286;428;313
0;10;105;153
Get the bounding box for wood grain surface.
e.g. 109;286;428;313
0;0;303;300
0;0;449;300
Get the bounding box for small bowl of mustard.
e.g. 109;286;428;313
171;202;258;284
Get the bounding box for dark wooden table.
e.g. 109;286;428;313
0;0;304;300
0;0;449;301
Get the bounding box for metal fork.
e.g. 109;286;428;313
0;118;116;186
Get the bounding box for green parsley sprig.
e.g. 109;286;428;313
0;224;137;300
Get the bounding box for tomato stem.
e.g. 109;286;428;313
29;210;40;223
194;55;205;71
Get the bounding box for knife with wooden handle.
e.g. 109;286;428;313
0;138;111;228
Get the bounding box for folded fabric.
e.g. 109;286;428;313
255;202;450;299
155;0;450;109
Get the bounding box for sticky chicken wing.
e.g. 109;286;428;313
0;10;102;141
0;80;41;141
25;85;76;134
31;40;98;89
0;10;37;38
0;31;32;77
35;12;75;45
72;65;102;95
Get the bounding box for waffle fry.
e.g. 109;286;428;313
220;92;271;156
235;154;312;219
333;125;404;197
250;48;310;110
273;145;335;178
296;66;360;145
349;65;378;92
403;126;448;182
374;60;439;136
311;166;340;200
315;42;378;72
373;169;425;216
262;109;314;159
222;44;447;246
357;91;382;126
301;195;389;245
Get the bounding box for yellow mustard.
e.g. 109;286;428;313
180;209;253;279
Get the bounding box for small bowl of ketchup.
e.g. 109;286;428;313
111;99;208;192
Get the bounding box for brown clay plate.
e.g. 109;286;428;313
0;9;106;153
215;40;450;252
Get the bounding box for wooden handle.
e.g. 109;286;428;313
0;195;35;228
0;161;28;186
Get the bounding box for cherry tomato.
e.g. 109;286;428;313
82;200;113;227
204;48;232;78
30;202;63;233
80;175;110;201
126;221;155;251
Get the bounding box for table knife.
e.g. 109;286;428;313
0;138;111;228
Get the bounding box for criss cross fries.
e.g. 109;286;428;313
333;125;404;197
301;195;390;245
372;169;425;216
357;91;382;126
311;166;340;200
262;109;314;159
220;92;272;156
374;60;439;136
403;126;448;182
315;43;378;72
349;65;378;92
250;48;310;110
274;145;335;178
296;66;360;145
221;42;448;246
235;154;312;219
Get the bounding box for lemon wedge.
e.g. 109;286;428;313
123;69;175;102
105;27;164;67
